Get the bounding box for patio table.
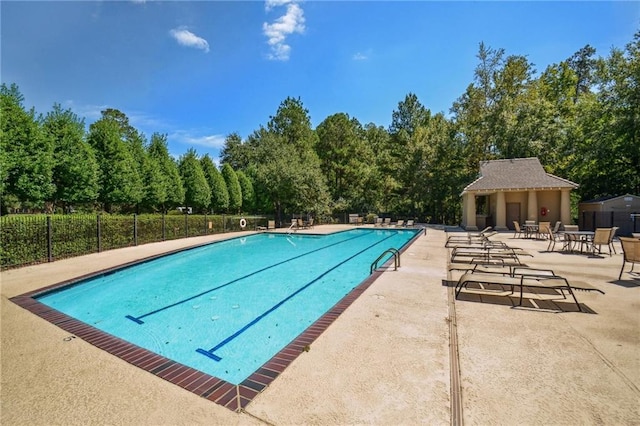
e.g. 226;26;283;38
562;230;595;253
524;223;539;239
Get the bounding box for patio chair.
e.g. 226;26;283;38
374;217;383;227
552;221;562;234
392;219;404;228
590;228;613;256
608;226;619;254
619;237;640;279
405;219;415;227
258;220;276;231
513;221;524;238
381;218;391;227
538;221;551;239
545;226;565;252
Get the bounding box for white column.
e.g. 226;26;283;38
561;189;572;225
527;190;538;221
495;191;507;230
465;193;477;230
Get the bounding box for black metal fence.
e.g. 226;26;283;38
579;211;640;236
0;214;267;270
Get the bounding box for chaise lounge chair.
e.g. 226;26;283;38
455;267;604;312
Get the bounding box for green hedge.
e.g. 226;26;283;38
0;214;267;270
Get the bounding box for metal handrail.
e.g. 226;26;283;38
370;248;400;274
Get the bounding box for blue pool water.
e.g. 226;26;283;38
38;228;419;384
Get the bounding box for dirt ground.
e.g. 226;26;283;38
1;225;638;425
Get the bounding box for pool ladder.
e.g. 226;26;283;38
370;248;400;274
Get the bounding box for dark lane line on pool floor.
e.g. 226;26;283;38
195;233;397;362
125;230;376;324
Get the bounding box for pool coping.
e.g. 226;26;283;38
9;228;424;412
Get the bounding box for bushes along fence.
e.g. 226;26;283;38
0;214;266;270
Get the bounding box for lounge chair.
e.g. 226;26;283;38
405;220;414;227
455;268;603;312
374;217;383;227
469;226;492;237
619;237;640;279
392;219;404;228
381;218;391;227
450;244;527;267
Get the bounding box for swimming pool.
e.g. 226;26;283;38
19;228;421;408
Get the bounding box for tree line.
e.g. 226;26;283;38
1;32;638;224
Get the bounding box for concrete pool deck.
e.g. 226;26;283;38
1;225;638;425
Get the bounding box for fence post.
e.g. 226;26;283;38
47;216;53;263
223;214;226;232
162;212;166;241
97;214;102;253
184;213;188;238
133;214;138;246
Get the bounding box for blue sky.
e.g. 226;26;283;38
2;1;638;162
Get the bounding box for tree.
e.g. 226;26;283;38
263;98;330;221
247;127;329;224
219;132;250;170
126;130;165;213
147;133;184;212
0;83;54;210
200;154;229;213
568;45;597;103
267;96;318;150
387;94;433;213
221;163;242;213
236;170;255;213
451;42;505;175
87;114;143;212
316;113;375;211
178;148;210;212
41;103;99;211
389;93;431;137
363;123;393;213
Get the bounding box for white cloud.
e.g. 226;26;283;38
265;0;292;11
169;130;226;149
263;1;305;61
353;52;368;61
63;100;107;121
169;27;210;53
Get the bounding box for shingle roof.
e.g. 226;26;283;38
463;157;578;193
